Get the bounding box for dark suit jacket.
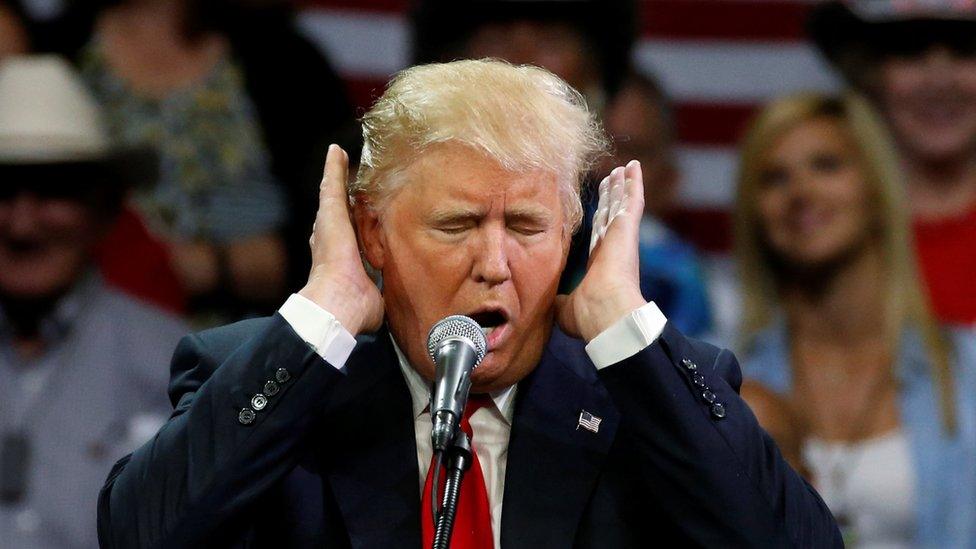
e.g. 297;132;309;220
97;314;840;548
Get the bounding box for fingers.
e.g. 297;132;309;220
319;144;349;206
589;174;611;253
589;162;642;254
311;144;357;263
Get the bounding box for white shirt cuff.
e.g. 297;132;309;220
278;294;357;370
585;301;667;369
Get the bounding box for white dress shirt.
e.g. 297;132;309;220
279;293;666;548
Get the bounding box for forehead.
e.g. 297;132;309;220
770;118;849;158
394;144;562;208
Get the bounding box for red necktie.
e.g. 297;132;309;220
421;394;495;549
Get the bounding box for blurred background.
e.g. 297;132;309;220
2;0;976;547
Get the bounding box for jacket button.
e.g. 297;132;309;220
251;394;268;411
681;359;697;371
275;368;291;383
263;380;280;397
239;408;256;425
692;373;706;388
710;403;727;419
702;390;717;404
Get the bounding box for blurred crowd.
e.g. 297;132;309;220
0;0;974;547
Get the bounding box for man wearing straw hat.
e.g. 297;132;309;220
0;55;186;548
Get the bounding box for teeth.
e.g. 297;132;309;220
483;327;496;336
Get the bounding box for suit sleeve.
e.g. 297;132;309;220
596;328;842;547
97;314;345;548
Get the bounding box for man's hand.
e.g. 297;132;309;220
556;160;647;342
299;145;384;335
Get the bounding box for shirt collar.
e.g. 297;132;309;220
0;269;101;346
390;334;517;425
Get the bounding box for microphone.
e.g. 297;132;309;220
426;315;488;452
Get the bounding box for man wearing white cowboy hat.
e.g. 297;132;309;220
0;55;186;548
809;0;976;328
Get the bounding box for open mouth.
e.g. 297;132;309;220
469;309;507;335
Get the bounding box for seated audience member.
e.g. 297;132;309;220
810;1;976;326
53;0;355;325
0;55;186;547
600;70;712;336
736;92;976;547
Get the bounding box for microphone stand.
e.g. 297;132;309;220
431;431;473;549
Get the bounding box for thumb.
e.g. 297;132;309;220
554;294;581;339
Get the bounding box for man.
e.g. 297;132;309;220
809;1;976;326
0;55;186;548
98;59;840;547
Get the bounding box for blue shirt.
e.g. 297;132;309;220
741;322;976;548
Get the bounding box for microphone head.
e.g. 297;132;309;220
426;314;488;364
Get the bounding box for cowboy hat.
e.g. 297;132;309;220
809;1;976;87
0;54;154;190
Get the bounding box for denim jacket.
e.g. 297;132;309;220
741;323;976;548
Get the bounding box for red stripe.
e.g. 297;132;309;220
674;103;757;146
299;0;811;42
665;207;733;252
642;0;811;42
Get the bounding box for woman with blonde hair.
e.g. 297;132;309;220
735;92;976;547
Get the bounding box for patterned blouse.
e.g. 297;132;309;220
81;40;286;244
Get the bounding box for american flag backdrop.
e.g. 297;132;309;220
294;0;841;254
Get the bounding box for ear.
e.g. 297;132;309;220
353;194;386;270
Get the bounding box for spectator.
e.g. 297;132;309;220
43;0;356;325
735;92;976;547
0;0;187;316
810;1;976;326
599;71;712;336
0;55;186;548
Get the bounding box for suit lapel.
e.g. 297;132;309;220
500;329;619;548
319;330;422;549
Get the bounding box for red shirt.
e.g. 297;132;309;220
914;203;976;326
95;207;187;315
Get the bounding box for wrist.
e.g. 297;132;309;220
298;282;364;335
581;292;646;342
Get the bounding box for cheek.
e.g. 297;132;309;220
756;191;786;235
509;236;566;299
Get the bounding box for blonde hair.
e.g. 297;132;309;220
735;92;956;432
351;58;608;233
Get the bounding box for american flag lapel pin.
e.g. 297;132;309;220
577;410;602;433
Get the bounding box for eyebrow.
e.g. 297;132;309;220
425;204;554;226
504;205;554;225
426;207;484;225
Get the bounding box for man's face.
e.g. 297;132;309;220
0;190;101;300
358;143;570;392
879;45;976;163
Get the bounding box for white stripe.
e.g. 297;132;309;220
297;9;842;104
297;9;409;77
675;146;738;208
633;39;841;104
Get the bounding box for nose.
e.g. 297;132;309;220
3;193;42;237
472;225;511;286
